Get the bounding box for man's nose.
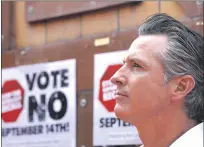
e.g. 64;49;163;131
110;69;126;86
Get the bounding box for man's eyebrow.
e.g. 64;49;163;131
124;54;149;68
130;56;147;64
124;54;144;62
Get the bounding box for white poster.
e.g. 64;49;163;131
93;51;142;146
2;59;76;147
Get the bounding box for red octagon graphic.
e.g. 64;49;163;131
99;64;122;112
2;80;24;123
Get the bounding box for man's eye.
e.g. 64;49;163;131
132;63;141;68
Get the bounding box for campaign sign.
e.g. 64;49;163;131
93;51;142;146
2;59;76;147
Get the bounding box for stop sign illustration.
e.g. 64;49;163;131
2;80;24;123
99;64;122;112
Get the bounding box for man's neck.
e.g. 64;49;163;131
134;107;197;147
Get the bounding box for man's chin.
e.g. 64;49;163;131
114;104;130;122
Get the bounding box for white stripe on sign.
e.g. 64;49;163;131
102;80;117;101
2;89;22;113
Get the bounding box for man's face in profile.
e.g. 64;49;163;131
111;35;172;123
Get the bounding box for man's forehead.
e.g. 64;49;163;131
124;35;168;62
130;35;167;49
128;35;168;54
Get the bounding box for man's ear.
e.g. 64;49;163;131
170;75;195;101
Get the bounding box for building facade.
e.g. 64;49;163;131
2;1;203;147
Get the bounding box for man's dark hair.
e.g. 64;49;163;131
138;13;204;123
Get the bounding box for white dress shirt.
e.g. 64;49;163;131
169;122;203;147
140;122;203;147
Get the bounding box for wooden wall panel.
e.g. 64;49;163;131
177;1;203;18
81;8;118;36
26;1;134;22
161;1;186;21
2;51;16;68
2;1;13;51
47;16;81;43
15;2;46;49
119;1;158;30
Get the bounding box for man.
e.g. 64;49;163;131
111;13;203;147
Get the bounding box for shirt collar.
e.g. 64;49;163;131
140;122;203;147
169;122;203;147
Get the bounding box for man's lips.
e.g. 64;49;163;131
115;91;128;97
